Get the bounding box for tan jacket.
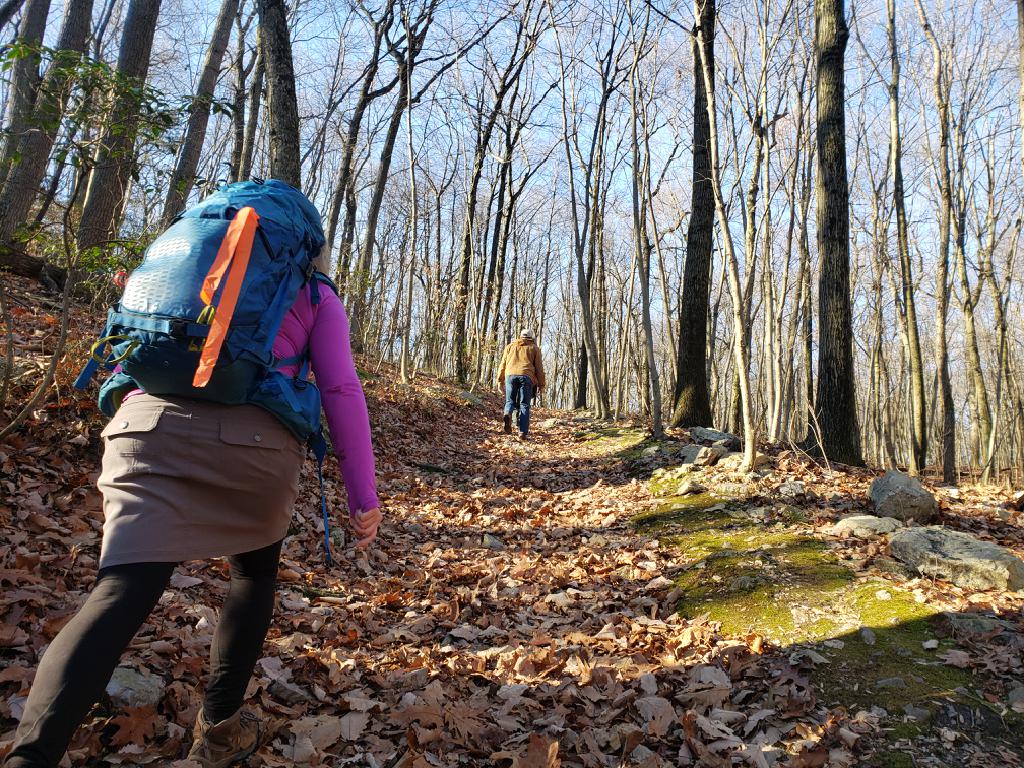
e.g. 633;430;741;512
497;338;546;388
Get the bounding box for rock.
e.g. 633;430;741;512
695;445;728;466
869;471;938;522
859;628;877;646
889;527;1024;591
717;451;770;471
1009;686;1024;710
105;666;164;709
642;445;660;457
941;611;1016;637
831;515;904;538
677;480;707;496
456;390;482;405
716;482;753;498
690;427;741;450
728;575;759;591
539;418;559;429
876;677;906;689
777;481;806;497
482;533;506;551
678;445;703;464
1010;490;1024;511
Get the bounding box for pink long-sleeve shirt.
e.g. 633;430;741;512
272;284;380;515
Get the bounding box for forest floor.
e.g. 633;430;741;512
1;275;1023;767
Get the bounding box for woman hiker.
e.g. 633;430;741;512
4;248;382;767
496;329;546;440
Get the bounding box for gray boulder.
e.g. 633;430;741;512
106;666;164;709
889;526;1024;591
831;514;904;538
690;427;741;450
869;471;938;522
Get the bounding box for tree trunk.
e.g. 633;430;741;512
162;0;239;223
256;0;300;187
671;0;715;429
0;0;94;269
76;0;163;251
812;0;862;465
916;0;956;483
239;35;264;181
887;0;926;474
0;0;25;28
0;0;51;192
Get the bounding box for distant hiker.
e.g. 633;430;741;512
497;329;546;440
5;183;381;768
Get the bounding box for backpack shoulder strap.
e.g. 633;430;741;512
310;271;339;306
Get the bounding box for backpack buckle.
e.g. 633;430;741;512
169;319;188;339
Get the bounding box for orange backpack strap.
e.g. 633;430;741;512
192;207;259;387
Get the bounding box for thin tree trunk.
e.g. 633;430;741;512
256;0;301;187
162;0;239;223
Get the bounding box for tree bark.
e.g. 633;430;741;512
256;0;301;187
0;0;94;274
162;0;239;223
76;0;163;251
0;0;51;192
887;0;926;474
671;0;714;429
0;0;25;28
811;0;862;465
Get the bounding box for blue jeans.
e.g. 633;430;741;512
504;375;534;435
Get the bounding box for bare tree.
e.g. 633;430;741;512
256;0;300;186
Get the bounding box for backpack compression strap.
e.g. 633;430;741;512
193;207;259;387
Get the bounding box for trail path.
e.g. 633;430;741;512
1;363;1023;767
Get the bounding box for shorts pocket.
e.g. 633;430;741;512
101;407;163;455
219;420;289;450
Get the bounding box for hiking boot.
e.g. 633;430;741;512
187;708;260;767
503;414;512;434
518;432;528;442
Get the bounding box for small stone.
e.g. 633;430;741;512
1008;686;1024;711
859;628;877;646
875;590;892;601
942;611;1015;637
587;534;609;548
105;667;164;709
482;534;506;551
922;639;939;650
456;390;482;405
869;471;938;522
903;704;932;722
876;677;906;689
823;639;845;649
677;480;707;496
778;481;806;497
831;515;903;538
694;445;728;466
729;575;758;591
642;445;660;457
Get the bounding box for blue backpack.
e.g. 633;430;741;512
75;179;337;562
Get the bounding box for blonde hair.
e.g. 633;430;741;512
312;242;331;275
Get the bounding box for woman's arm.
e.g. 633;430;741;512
308;291;380;517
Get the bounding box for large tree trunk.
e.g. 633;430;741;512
76;0;163;250
811;0;861;465
1019;0;1024;181
671;0;715;429
256;0;301;187
162;0;239;223
0;0;94;276
0;0;51;192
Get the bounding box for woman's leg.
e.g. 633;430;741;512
203;540;282;722
5;562;174;768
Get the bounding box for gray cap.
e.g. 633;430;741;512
520;328;534;339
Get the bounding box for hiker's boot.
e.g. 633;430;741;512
503;414;512;434
187;708;260;768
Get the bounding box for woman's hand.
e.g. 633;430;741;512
351;507;382;548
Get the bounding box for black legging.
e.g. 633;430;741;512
5;540;282;768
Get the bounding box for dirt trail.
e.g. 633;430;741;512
1;371;1022;766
